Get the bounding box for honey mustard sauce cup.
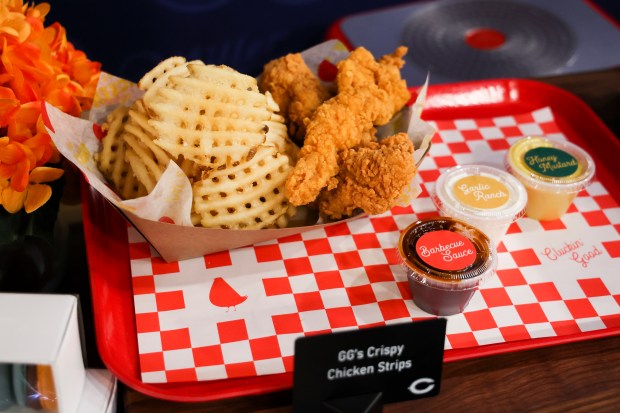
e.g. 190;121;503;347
505;136;595;221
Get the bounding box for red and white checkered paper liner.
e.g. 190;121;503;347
129;107;620;383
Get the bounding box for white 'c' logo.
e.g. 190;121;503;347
408;377;435;395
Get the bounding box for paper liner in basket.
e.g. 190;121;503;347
44;40;435;262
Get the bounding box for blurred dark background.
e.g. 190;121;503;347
45;0;620;83
47;0;416;82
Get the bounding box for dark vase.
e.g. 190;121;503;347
0;172;68;293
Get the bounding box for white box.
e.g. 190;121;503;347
0;293;85;413
77;369;117;413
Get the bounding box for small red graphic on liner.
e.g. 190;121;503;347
93;123;106;140
318;59;337;82
209;277;247;311
158;216;175;224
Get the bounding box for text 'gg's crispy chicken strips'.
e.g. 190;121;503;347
259;46;416;220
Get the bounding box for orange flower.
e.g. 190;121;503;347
0;0;100;213
0;1;32;43
0;165;62;213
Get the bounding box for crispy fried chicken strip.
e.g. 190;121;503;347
318;133;416;220
258;53;332;141
336;46;411;124
285;46;410;206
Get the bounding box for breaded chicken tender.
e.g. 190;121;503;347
258;53;332;142
285;46;411;207
317;133;416;219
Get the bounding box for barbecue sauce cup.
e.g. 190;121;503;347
398;217;497;316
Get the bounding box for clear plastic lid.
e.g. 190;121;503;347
398;217;498;290
505;136;595;193
432;164;528;222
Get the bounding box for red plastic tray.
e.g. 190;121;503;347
82;79;620;402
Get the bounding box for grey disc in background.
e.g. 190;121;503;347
401;0;577;80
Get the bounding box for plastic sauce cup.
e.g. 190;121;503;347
505;136;595;221
398;217;497;316
432;164;527;247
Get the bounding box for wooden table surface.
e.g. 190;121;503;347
120;67;620;413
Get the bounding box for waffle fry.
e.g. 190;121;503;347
143;62;278;170
190;62;259;91
138;56;187;90
96;56;298;229
95;105;148;199
122;100;176;192
192;145;291;229
264;93;299;163
138;56;194;108
264;119;298;164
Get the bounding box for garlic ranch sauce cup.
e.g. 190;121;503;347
505;136;595;221
398;217;497;316
432;164;527;247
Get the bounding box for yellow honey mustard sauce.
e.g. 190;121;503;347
505;136;595;221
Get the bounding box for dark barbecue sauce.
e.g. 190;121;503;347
398;217;496;316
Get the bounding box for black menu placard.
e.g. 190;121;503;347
293;318;447;413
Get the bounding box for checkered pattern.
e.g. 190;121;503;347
129;107;620;383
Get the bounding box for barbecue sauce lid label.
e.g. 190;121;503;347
523;147;579;178
452;175;510;210
415;230;476;271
